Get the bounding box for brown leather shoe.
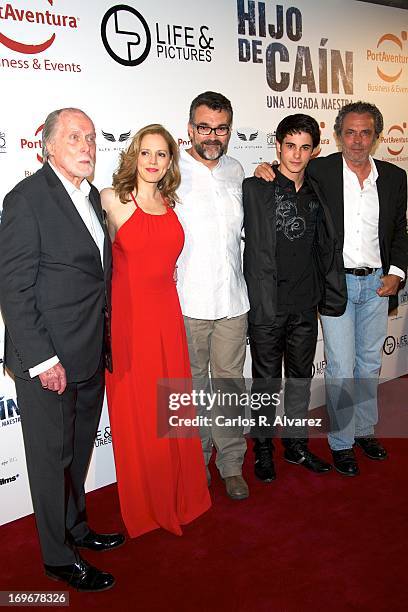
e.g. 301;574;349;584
224;475;249;500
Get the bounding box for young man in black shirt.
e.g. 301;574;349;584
243;114;346;481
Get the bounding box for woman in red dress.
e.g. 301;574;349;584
101;125;210;538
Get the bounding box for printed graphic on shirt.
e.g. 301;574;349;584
275;191;319;242
276;193;305;241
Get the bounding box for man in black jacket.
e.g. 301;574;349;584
0;108;124;591
255;102;408;476
243;114;347;482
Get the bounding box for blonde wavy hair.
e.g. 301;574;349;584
112;124;181;205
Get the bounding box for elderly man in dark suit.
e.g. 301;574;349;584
0;108;124;591
255;102;408;477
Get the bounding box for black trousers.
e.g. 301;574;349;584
15;358;104;565
249;308;318;442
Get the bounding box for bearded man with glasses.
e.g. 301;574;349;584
175;91;250;500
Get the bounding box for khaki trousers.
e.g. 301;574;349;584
183;314;248;478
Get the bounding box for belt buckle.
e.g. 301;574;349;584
354;267;369;276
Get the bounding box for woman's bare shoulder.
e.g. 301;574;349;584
100;187;118;211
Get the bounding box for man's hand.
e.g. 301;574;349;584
376;274;402;297
39;362;67;395
254;162;277;181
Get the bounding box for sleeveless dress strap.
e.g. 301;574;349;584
129;192;138;208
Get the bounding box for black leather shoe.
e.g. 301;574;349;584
254;439;276;482
75;529;125;552
284;443;332;473
332;449;360;476
45;558;115;592
355;436;387;460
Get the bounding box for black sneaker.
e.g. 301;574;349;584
284;442;332;474
254;440;276;482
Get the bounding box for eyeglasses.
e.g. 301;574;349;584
192;123;230;137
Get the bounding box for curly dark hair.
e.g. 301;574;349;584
334;101;383;139
112;124;181;205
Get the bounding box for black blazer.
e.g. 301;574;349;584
307;152;408;275
243;175;347;325
0;163;112;382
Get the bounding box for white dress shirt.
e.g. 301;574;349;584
175;149;249;320
29;163;105;378
342;156;404;279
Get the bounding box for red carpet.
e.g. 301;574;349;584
1;432;407;612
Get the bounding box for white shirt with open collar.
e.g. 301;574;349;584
175;148;249;320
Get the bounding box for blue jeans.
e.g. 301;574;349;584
320;269;388;451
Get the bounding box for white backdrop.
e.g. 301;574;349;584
0;0;407;525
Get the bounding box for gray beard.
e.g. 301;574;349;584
193;141;225;161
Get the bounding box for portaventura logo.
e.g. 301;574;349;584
20;122;44;164
380;123;408;156
367;31;408;83
0;0;78;54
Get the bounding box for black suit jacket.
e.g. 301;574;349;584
0;163;112;382
307;152;408;274
243;175;347;325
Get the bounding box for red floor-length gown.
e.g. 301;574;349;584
106;198;211;538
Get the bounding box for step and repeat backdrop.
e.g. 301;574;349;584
0;0;407;525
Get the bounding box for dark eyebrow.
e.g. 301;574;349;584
197;122;229;127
